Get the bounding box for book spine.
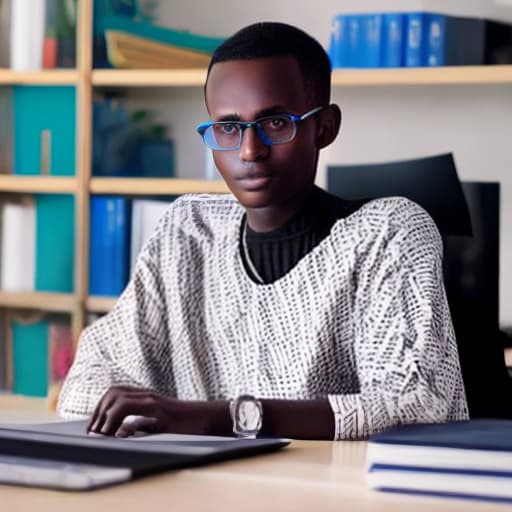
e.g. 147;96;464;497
361;14;383;68
425;14;447;66
0;0;11;67
381;13;404;67
9;0;45;71
34;195;75;293
328;14;350;68
1;201;35;292
11;316;49;397
0;88;13;174
89;196;130;296
403;12;428;67
347;15;363;68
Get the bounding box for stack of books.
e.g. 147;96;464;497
366;419;512;503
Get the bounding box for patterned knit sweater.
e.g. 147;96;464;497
58;194;468;439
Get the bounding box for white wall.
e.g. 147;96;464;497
131;0;512;325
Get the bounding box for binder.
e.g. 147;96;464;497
381;13;404;67
361;14;383;68
403;12;428;67
89;196;131;296
0;199;35;292
328;15;350;68
34;194;75;293
11;316;49;397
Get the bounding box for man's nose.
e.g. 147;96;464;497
239;126;270;161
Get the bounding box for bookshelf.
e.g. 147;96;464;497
1;1;512;359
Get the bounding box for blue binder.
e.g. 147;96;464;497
361;14;383;68
328;14;350;68
89;196;131;296
403;12;428;67
381;13;404;67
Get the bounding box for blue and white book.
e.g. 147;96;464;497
367;419;512;503
347;15;363;68
381;13;404;67
328;14;350;69
403;12;429;67
89;196;131;296
360;14;383;68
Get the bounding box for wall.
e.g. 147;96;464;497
130;0;512;325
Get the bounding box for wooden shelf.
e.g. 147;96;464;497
92;68;207;87
91;66;512;88
0;291;77;312
0;69;79;85
0;175;77;193
86;296;117;313
331;65;512;86
89;177;228;195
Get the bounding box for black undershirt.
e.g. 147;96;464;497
241;186;365;284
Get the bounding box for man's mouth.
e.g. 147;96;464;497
237;172;274;190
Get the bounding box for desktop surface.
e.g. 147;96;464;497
0;398;508;512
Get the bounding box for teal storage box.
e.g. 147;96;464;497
13;85;76;175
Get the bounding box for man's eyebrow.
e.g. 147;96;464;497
215;106;287;123
216;114;241;122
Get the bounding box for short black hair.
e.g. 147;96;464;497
206;22;332;106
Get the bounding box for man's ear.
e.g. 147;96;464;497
316;104;342;149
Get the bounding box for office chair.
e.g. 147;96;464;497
327;153;511;419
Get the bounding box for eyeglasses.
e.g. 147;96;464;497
197;106;324;151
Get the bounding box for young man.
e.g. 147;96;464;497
58;22;468;439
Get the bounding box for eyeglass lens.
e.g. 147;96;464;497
209;115;296;149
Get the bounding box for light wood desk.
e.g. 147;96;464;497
0;397;509;512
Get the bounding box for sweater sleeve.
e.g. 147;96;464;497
328;199;469;439
57;214;174;418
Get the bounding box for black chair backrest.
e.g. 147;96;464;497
327;155;510;418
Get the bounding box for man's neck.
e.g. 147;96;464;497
245;186;317;233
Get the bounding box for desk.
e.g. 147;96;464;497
0;399;509;512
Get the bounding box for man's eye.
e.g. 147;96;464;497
220;123;238;135
265;117;288;130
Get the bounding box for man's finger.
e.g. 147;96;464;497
115;415;158;438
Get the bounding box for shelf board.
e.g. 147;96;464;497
0;69;79;85
90;177;228;195
0;175;77;193
0;291;77;312
86;296;117;313
92;68;207;87
91;65;512;88
331;65;512;86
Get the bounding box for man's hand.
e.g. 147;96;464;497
87;386;231;437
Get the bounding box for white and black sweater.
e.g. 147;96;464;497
58;193;468;439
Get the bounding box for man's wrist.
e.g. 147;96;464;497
204;400;232;436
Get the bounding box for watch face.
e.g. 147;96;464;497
231;395;262;438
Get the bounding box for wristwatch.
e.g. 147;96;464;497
229;394;263;438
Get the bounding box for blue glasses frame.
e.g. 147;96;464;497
197;106;324;151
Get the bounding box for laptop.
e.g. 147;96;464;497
0;420;290;491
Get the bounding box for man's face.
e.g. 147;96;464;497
205;56;320;210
